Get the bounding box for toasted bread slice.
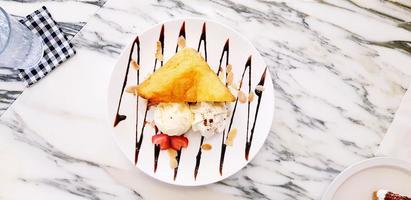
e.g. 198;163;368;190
137;48;235;103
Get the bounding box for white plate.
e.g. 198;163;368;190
322;157;411;200
107;19;274;186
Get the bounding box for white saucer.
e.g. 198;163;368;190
322;157;411;200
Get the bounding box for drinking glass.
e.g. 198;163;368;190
0;7;44;69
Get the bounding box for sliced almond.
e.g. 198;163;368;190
227;128;238;140
238;90;247;103
248;91;255;102
155;52;164;61
201;143;212;151
131;59;140;70
126;85;138;95
155;41;164;61
226;128;238;146
170;157;178;169
167;149;177;158
156;41;162;50
226;64;232;73
256;85;265;92
227;71;234;86
177;36;186;49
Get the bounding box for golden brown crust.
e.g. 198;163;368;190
137;48;235;103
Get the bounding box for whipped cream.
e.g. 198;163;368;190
190;102;229;138
153;103;193;136
376;190;388;200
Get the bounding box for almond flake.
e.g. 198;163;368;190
167;149;177;158
155;53;164;61
201;143;212;151
170;157;178;169
248;91;255;102
227;71;234;86
256;85;265;92
238;90;247;103
155;41;164;61
126;86;138;95
226;64;232;73
226;128;238;146
131;59;140;70
177;36;186;49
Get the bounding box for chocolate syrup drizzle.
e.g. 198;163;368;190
219;56;252;175
193;22;211;180
152;25;165;173
113;37;141;127
134;38;141;164
133;25;165;173
194;39;230;179
219;39;230;77
245;57;252;160
175;22;186;53
194;136;205;179
245;67;267;160
173;22;186;180
197;22;207;60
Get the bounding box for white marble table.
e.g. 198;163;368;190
1;0;411;199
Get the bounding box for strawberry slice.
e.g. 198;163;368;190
152;134;170;150
170;136;189;150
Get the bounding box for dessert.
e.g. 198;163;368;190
114;23;269;179
153;103;193;136
128;42;235;165
137;48;235;103
190;102;229;138
373;190;411;200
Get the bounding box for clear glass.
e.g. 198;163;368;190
0;7;44;69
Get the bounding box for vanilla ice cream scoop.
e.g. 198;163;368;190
153;103;193;136
190;102;229;138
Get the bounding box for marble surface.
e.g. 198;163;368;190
0;0;107;116
1;0;411;199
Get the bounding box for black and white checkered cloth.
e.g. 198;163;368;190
18;6;76;86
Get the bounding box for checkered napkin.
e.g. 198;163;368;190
18;6;75;86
